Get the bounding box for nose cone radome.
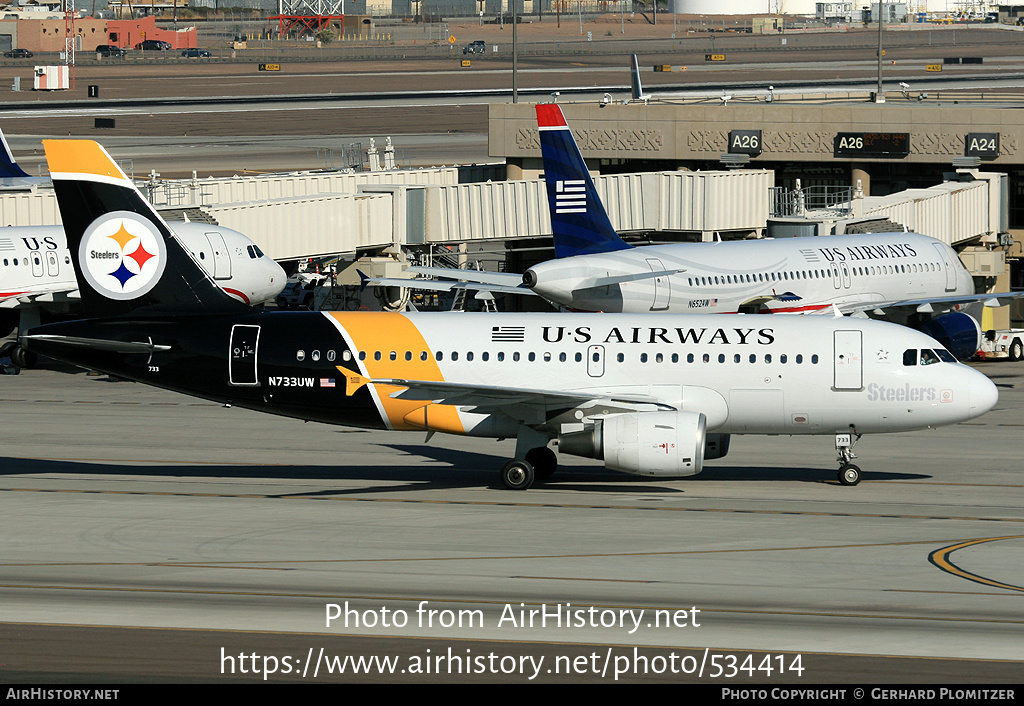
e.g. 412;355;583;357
969;369;998;417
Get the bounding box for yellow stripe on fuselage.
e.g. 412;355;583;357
43;140;127;182
327;312;464;433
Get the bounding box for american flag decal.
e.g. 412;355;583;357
491;326;525;342
554;180;587;214
320;378;336;388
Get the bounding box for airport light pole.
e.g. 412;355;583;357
875;1;885;103
512;0;518;103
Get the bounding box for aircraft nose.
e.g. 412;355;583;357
968;369;998;416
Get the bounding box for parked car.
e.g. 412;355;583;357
3;48;33;58
181;48;212;58
462;40;486;55
95;45;127;58
134;40;171;51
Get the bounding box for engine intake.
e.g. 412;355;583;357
919;312;982;361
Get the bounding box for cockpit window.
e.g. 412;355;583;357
903;349;917;366
935;349;956;363
920;349;940;366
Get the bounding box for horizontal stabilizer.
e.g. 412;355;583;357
22;334;170;354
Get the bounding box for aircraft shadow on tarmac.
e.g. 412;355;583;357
0;443;929;494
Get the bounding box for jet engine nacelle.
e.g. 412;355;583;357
919;312;982;361
558;410;707;477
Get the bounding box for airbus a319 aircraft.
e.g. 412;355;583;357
374;104;1022;361
21;139;998;489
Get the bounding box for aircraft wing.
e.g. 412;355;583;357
345;375;675;419
360;270;536;297
836;291;1024;316
405;267;525;287
0;286;80;307
590;269;684;287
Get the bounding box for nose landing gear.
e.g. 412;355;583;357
836;429;863;486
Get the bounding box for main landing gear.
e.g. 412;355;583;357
500;429;557;490
835;429;863;486
500;447;558;490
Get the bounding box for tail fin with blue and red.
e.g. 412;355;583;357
536;104;631;259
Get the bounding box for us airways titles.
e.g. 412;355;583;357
818;242;918;262
20;236;60;251
541;325;776;345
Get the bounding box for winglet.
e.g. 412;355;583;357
341;366;371;396
535;104;631;259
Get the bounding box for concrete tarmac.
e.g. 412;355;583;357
1;357;1022;682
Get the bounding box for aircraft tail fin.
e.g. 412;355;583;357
0;130;31;178
536;104;631;259
42;139;247;318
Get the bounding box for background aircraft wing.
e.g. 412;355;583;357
360;269;535;297
1;286;80;306
837;291;1024;315
405;266;524;287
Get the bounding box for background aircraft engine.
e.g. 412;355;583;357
558;411;707;477
918;312;982;361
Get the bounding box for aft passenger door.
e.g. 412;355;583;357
229;324;260;387
833;330;863;391
932;243;957;292
646;257;670;311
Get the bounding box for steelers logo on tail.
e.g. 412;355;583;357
79;211;167;300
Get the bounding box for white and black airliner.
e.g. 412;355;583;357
22;139;998;489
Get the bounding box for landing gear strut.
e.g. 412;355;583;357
835;429;863;486
525;446;558;481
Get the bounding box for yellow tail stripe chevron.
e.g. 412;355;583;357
43;140;127;181
328;312;464;433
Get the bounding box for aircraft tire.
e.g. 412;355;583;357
501;459;535;490
1009;339;1023;362
525;447;557;481
838;464;861;486
11;345;36;370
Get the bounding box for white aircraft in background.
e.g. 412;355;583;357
20;137;1000;490
371;103;1022;361
0;130;286;369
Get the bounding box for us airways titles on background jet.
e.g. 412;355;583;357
375;104;1022;361
21;138;998;489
